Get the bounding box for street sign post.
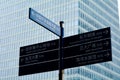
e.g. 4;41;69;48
59;21;64;80
19;7;112;80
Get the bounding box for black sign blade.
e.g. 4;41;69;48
19;60;59;76
19;27;112;76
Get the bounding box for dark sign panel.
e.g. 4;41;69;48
19;39;59;76
63;39;111;69
19;60;59;76
19;27;112;76
64;50;111;69
64;39;111;58
20;49;58;66
63;27;111;47
63;27;112;69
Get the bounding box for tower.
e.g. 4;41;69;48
0;0;120;80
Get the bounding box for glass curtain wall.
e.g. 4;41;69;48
0;0;120;80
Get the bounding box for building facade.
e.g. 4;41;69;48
0;0;120;80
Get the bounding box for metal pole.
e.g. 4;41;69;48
59;21;64;80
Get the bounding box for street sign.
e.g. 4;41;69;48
29;8;61;36
19;27;112;76
19;39;59;76
63;27;112;69
63;39;111;69
63;27;111;47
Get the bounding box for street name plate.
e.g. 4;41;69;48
29;8;61;36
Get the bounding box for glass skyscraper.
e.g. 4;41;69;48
0;0;120;80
